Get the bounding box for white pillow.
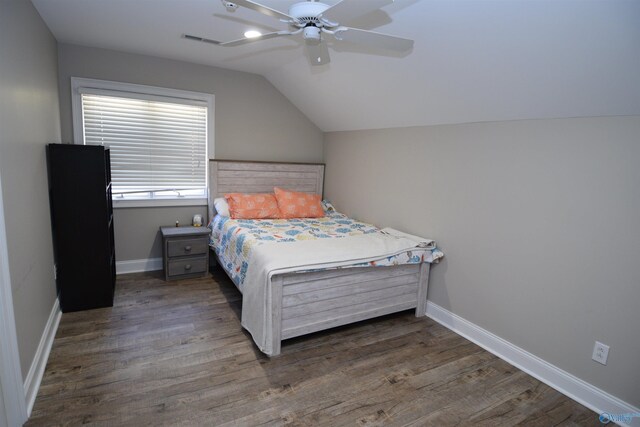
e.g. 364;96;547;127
214;197;230;217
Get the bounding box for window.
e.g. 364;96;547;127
81;94;206;199
71;78;214;207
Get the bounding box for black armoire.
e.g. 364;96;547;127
47;144;115;312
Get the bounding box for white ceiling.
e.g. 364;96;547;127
32;0;640;132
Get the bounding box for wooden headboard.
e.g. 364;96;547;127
208;160;325;217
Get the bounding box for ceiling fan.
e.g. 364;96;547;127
184;0;414;66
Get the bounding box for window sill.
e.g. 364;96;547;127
113;198;208;209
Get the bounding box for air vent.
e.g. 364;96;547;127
183;34;221;45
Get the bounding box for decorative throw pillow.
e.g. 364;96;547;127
224;193;281;219
274;187;324;218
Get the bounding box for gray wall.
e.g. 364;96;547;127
0;0;61;378
57;44;324;261
114;206;207;261
324;116;640;407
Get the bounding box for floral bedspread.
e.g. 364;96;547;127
209;203;443;290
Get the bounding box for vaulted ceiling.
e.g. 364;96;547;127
32;0;640;132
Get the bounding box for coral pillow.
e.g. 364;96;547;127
224;193;281;219
274;187;324;218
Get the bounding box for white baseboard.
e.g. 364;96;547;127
116;257;162;274
24;298;61;416
425;301;639;427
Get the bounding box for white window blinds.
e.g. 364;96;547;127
81;93;207;197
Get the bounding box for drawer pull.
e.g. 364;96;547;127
184;245;192;252
184;264;192;271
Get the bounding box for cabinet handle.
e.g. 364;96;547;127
184;246;192;252
184;264;192;271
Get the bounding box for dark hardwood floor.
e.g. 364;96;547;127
26;269;598;426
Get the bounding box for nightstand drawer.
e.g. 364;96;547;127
167;256;207;277
167;238;208;257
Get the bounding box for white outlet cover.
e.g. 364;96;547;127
592;341;610;365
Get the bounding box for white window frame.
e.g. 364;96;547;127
71;77;214;208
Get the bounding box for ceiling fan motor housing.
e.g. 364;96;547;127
289;2;332;27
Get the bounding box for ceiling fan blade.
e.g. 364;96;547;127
306;42;330;66
333;27;413;51
319;0;393;26
232;0;294;21
219;31;295;47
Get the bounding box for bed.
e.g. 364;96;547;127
207;160;441;356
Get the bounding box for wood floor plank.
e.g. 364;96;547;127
26;269;597;426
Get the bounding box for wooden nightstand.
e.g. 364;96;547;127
160;226;210;281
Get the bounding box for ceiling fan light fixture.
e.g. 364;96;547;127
244;30;262;39
303;26;321;44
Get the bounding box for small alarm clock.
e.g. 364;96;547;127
192;214;203;227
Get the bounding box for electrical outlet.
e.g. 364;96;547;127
592;341;610;365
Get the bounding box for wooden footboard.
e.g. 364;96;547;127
269;263;430;356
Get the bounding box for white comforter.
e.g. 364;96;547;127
241;228;435;355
